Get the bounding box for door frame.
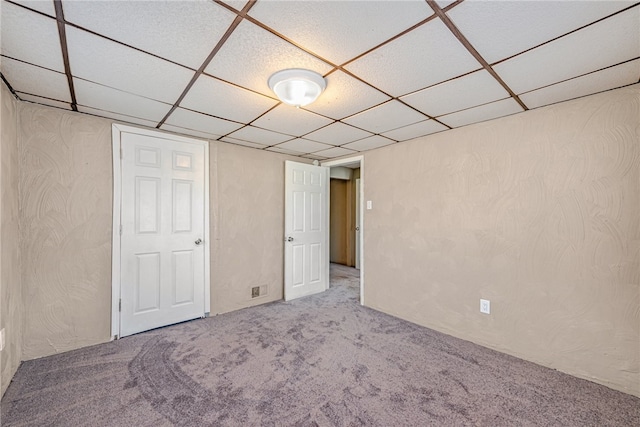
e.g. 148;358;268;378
321;155;365;305
110;123;210;338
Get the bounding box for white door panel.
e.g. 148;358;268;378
119;131;206;337
285;161;329;301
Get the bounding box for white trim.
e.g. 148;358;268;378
111;123;211;338
321;155;365;305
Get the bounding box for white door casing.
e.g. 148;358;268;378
355;178;361;270
112;124;210;338
284;161;329;301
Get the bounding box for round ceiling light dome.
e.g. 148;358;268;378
268;69;327;108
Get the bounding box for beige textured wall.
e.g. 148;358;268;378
209;141;306;314
19;103;113;359
1;82;22;395
363;85;640;396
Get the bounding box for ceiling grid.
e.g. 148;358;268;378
1;0;638;158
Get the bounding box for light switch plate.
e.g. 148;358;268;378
366;200;372;210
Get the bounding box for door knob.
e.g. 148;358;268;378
195;238;203;245
286;236;294;242
355;227;360;231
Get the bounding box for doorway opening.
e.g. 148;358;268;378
322;156;364;305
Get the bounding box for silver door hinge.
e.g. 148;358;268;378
119;299;122;312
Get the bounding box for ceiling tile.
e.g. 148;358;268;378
164;107;242;137
343;100;426;134
1;1;64;71
520;59;640;109
438;98;523;128
62;0;236;69
312;146;358;159
11;0;55;17
160;124;218;141
220;137;268;149
381;120;448;142
205;20;332;96
226;126;293;145
275;139;333;154
74;78;171;122
303;70;390;120
78;105;159;128
304;122;372;146
266;146;302;156
251;105;333;137
493;9;640;95
1;57;70;101
342;135;395;152
180;74;277;123
401;70;509;117
248;1;433;65
448;1;634;64
344;18;480;96
17;93;71;110
302;154;329;161
435;1;457;9
66;26;194;104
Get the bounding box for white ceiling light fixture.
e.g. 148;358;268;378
268;69;327;108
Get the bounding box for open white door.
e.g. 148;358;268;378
114;126;208;337
284;161;329;301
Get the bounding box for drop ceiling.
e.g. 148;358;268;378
1;0;638;160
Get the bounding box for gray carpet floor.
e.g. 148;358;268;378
2;264;639;426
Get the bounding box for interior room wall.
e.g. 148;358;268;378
19;102;113;360
14;101;303;361
209;142;306;314
362;84;640;397
1;83;22;396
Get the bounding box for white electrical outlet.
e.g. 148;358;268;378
0;328;5;351
480;299;491;314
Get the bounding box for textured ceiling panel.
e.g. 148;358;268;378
520;59;640;109
160;124;221;141
303;70;390;120
449;0;634;64
344;18;480;96
248;0;433;65
275;138;334;154
226;125;293;145
381;119;448;142
493;8;640;95
78;105;159;128
18;93;71;111
438;98;523;128
74;78;172;122
401;70;509;117
1;1;64;71
251;105;333;136
205;20;332;96
341;135;395;152
180;74;277;123
220;137;269;149
1;57;71;102
62;0;236;69
304;122;372;146
164;107;243;137
343;100;426;134
11;0;55;17
66;26;194;104
312;146;358;159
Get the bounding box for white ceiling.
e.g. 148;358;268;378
1;0;638;160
